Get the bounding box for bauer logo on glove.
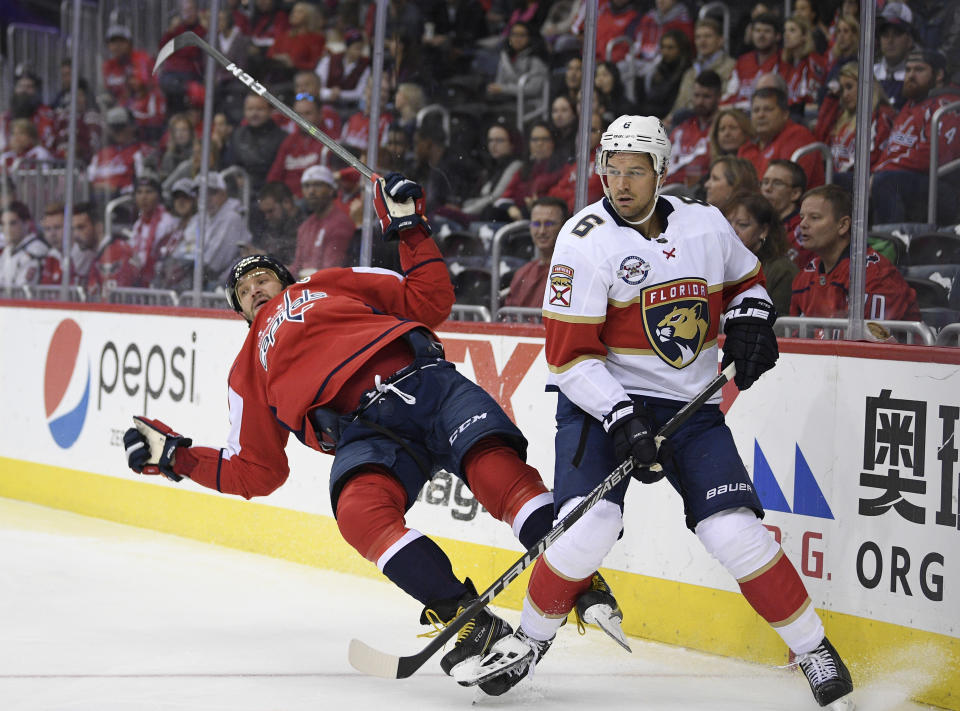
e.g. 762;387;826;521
373;172;431;241
123;416;192;482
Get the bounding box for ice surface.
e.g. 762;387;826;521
0;498;936;711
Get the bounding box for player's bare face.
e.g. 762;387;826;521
237;269;284;321
605;153;658;222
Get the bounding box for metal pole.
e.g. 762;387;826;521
575;0;599;212
195;0;221;299
360;0;388;268
61;0;82;299
847;0;877;342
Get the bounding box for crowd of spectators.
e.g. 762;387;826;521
1;0;959;338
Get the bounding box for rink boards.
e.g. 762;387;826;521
0;301;958;709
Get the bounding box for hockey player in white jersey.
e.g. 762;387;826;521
453;116;854;708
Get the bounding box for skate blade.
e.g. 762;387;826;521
451;650;531;687
583;604;632;652
828;696;855;711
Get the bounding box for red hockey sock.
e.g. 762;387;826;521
463;437;549;526
335;468;409;563
526;556;593;617
738;549;811;625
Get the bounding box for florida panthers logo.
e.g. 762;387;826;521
641;279;710;368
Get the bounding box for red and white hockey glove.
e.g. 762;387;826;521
373;172;431;242
123;416;192;482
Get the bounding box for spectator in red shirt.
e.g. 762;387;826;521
593;0;639;62
51;79;101;162
790;185;919;325
101;24;153;105
503;197;566;309
546;111;605;214
633;0;694;68
314;29;371;107
290;165;356;278
340;74;394;157
266;95;327;197
503;122;567;221
739;87;824;189
780;15;826;117
248;0;290;53
0;201;62;288
760;159;813;268
87;107;152;206
0;119;54;171
266;2;326;84
157;0;207;113
2;70;56;153
824;62;895;191
67;201;105;286
126;70;168;143
870;49;960;225
722;13;782;111
130;172;179;286
664;69;720;188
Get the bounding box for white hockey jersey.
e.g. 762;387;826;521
542;195;769;420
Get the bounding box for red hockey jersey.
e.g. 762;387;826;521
790;247;920;321
739;120;825;189
664;114;711;186
173;237;455;499
873;88;960;174
829;103;896;173
721;51;782;110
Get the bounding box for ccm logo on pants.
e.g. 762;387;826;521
449;412;488;445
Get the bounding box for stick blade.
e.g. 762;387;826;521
153;31;201;74
348;638;400;679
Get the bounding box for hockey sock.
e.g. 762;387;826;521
462;437;554;547
739;552;824;654
519;556;593;642
380;534;467;606
336;469;466;605
696;507;824;654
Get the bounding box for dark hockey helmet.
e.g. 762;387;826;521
226;254;295;315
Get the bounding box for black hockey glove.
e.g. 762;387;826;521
123;416;192;482
721;297;779;391
602;401;664;483
373;172;431;242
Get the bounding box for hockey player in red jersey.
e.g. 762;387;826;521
456;116;854;708
122;173;611;695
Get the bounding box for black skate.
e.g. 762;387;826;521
797;637;854;707
420;579;513;683
574;572;631;652
451;626;554;695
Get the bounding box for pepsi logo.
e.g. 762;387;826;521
44;319;90;448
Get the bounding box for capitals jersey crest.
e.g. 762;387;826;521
641;278;710;368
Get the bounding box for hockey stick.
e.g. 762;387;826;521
153;32;377;181
348;362;737;679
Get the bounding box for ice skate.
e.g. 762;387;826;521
796;637;854;708
420;580;513;683
452;626;553;694
574;572;631;652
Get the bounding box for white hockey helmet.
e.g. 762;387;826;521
596;115;672;226
596;115;672;179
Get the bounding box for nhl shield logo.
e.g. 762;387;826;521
641;278;709;368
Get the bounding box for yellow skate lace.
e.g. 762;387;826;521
416;606;476;644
